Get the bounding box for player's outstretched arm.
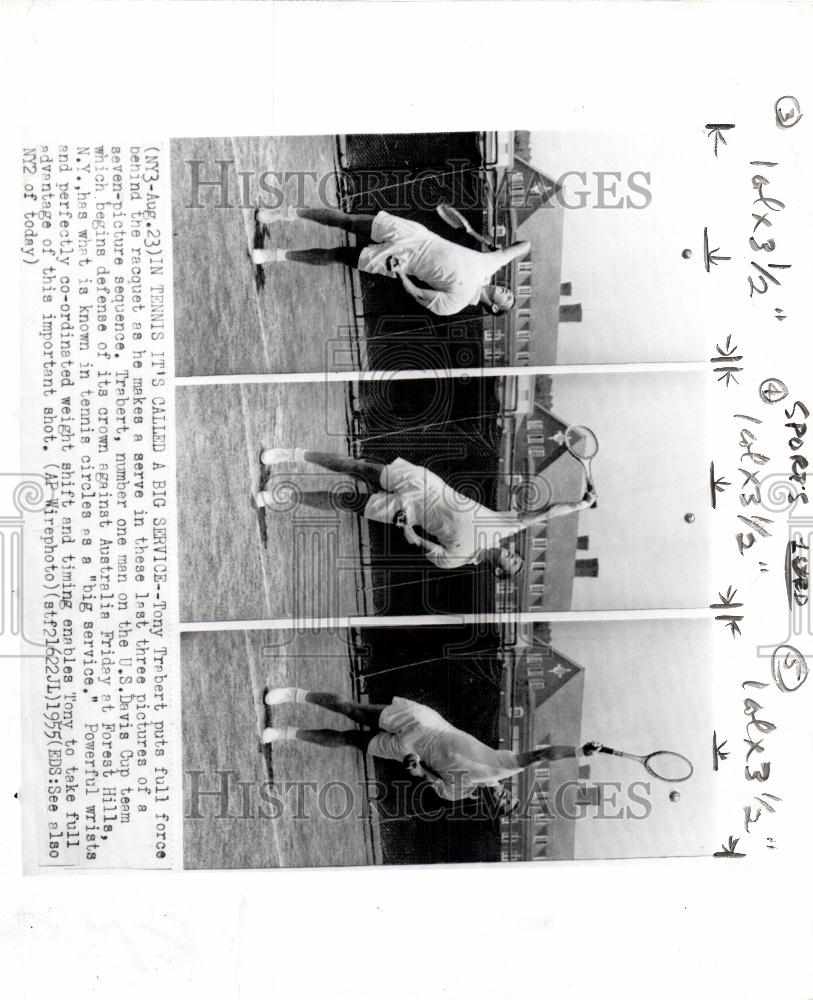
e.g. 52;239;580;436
519;495;593;527
517;745;576;767
540;745;579;761
504;239;531;262
519;742;603;768
541;742;605;761
483;240;532;272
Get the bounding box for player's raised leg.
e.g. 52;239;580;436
256;205;375;237
263;686;386;728
295;490;370;515
259;449;385;488
261;725;376;750
252;247;360;267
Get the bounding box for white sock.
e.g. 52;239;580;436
277;448;308;462
258;205;298;223
264;448;308;463
252;247;288;264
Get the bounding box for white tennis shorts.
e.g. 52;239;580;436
362;457;425;525
367;697;451;762
357;212;431;277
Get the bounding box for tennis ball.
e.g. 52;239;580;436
669;791;680;802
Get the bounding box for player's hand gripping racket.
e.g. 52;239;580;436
595;744;694;782
436;203;498;251
404;753;443;781
564;424;599;497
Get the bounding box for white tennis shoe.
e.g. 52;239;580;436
255;205;298;226
251;248;288;265
264;686;308;706
260;447;307;465
260;726;298;745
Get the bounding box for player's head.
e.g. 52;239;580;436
483;284;515;315
492;548;524;579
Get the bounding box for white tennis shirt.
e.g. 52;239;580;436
363;458;523;569
358;211;511;316
371;698;522;801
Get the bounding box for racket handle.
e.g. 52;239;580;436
471;229;498;252
598;746;621;757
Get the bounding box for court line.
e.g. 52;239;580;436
176;360;708;387
179;607;715;632
242;630;287;868
236;384;275;620
230;136;273;373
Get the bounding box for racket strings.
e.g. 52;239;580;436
565;425;599;461
645;751;693;782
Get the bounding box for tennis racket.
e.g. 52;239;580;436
598;745;694;782
564;424;599;490
436;203;498;251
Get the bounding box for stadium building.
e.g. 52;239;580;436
481;130;581;366
496;374;598;612
498;623;600;862
337;130;578;369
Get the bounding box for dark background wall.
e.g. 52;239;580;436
340;132;489;371
345;136;505;865
355;376;502;617
356;625;503;865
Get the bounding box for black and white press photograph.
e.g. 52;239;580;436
181;618;714;869
175;370;710;623
170;130;715;375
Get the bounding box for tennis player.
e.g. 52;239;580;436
255;448;597;576
260;687;602;811
251;206;530;317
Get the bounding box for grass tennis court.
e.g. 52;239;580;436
175;381;366;624
182;628;378;870
170;132;495;377
171;135;356;377
181;624;504;870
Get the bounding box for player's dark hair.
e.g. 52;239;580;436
485;284;515;315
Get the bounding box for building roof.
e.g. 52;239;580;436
530;647;584;732
507;645;585;862
509;397;582;611
508;156;565;365
484;149;565;367
512;155;563;223
537;463;582;611
532;665;585;860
